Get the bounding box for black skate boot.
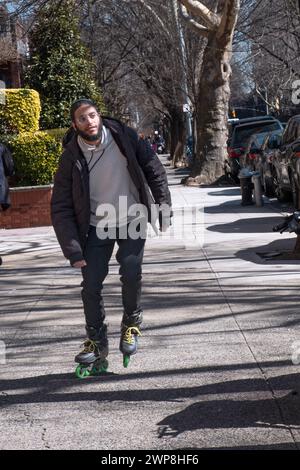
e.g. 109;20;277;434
119;312;142;368
75;325;109;379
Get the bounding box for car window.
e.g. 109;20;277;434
268;132;280;147
247;133;267;151
254;132;270;147
232;122;281;146
290;121;297;142
283;119;300;144
291;121;300;142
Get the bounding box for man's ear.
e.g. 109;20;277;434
72;122;76;130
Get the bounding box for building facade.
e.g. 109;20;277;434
0;4;29;88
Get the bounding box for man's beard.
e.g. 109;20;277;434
75;124;102;142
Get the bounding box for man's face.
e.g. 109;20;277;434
72;104;102;143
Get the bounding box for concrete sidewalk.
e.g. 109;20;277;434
1;160;300;450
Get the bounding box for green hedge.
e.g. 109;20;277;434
2;131;62;186
44;128;69;143
0;89;41;133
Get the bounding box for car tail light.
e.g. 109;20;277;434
295;151;300;157
228;147;244;158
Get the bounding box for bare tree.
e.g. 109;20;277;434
11;0;241;170
80;0;190;163
233;0;300;119
178;0;240;185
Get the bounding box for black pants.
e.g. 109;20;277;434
81;226;146;331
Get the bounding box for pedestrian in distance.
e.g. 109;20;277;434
0;142;14;266
51;98;172;378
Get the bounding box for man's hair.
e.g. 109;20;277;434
70;98;99;122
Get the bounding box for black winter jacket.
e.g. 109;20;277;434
51;117;172;265
0;143;14;211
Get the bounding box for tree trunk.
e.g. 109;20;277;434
178;0;240;186
185;34;231;185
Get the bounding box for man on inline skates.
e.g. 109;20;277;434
51;99;171;377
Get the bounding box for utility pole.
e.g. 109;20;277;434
172;0;192;139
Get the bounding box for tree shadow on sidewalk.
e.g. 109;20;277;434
207;188;240;197
1;367;300;410
235;238;300;265
206;216;284;234
157;392;300;446
1;368;300;449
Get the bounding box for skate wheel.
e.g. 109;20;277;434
91;359;109;376
123;354;130;368
75;364;91;379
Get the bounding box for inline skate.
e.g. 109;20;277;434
119;312;142;368
75;325;108;379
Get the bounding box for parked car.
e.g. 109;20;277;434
239;131;273;171
227;118;240;142
226;116;283;180
254;130;284;197
226;115;277;146
271;115;300;207
237;130;284;197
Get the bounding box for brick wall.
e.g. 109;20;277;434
0;185;52;229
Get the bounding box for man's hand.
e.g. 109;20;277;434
72;260;87;268
159;222;170;232
159;209;172;232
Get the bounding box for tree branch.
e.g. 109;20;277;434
177;0;220;29
179;4;210;37
242;29;300;80
255;86;274;108
217;0;240;42
135;0;173;39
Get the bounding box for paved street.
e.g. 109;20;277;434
1;160;300;450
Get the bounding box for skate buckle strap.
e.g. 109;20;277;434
80;339;97;353
123;327;142;345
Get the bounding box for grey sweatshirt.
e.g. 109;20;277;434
78;126;140;227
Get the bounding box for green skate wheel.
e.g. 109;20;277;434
91;359;109;376
75;364;91;379
123;354;130;368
